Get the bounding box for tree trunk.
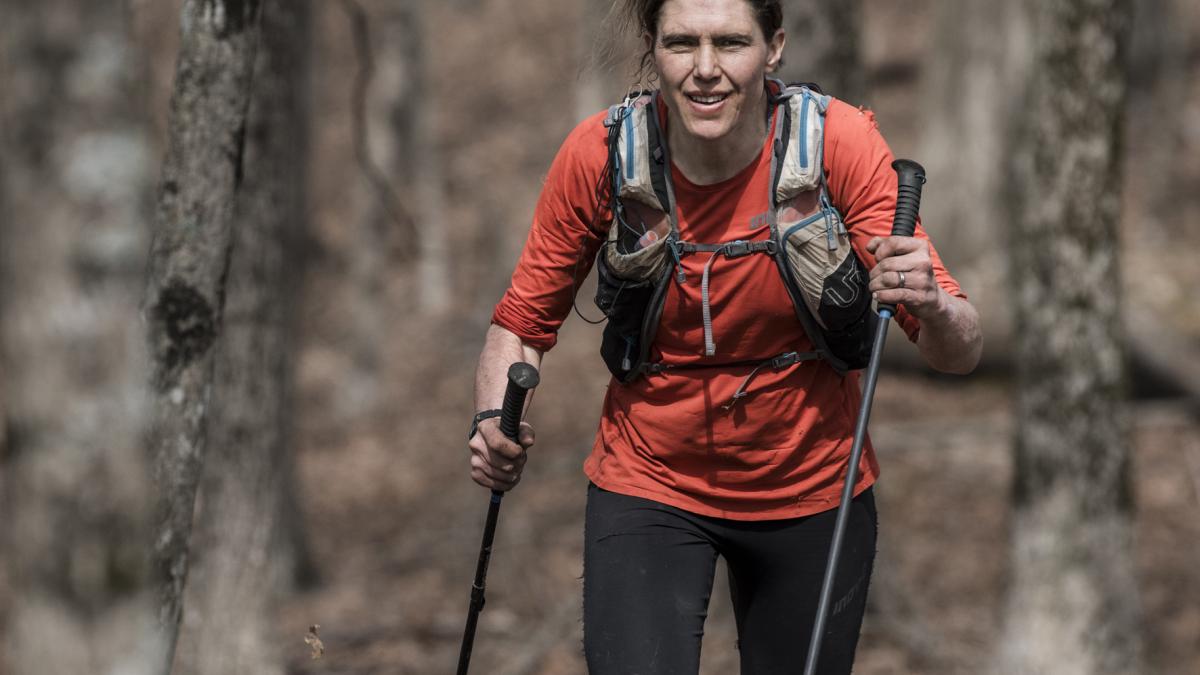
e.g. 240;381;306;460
997;1;1142;673
376;0;451;313
0;1;160;672
916;0;1030;366
778;0;864;103
142;1;264;670
171;2;310;673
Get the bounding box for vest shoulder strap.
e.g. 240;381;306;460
606;92;673;216
768;79;831;207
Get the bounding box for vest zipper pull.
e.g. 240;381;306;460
824;210;838;251
622;336;635;372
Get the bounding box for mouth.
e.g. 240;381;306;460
686;92;730;108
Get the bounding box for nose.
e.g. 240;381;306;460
693;42;720;81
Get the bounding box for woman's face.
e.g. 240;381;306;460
650;0;784;145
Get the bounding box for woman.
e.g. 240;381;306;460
468;0;982;672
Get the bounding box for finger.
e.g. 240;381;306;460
869;247;930;280
869;270;907;294
873;267;916;294
472;452;521;484
471;466;518;491
483;445;524;473
872;235;924;262
872;288;908;307
481;425;528;461
485;448;527;474
866;236;884;254
518;421;536;449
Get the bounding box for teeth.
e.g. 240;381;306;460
689;94;726;104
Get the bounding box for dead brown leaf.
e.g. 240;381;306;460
304;624;325;660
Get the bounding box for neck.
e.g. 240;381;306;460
666;86;771;186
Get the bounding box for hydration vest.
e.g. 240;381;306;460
593;80;876;398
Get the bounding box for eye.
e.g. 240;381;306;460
715;37;751;49
660;36;697;52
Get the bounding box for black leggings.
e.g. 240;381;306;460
583;484;877;675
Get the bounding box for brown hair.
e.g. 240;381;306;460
622;0;783;40
605;0;784;86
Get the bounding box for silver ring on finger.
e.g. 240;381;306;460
897;271;906;289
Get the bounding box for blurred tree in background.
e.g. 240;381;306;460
0;0;159;672
998;0;1142;672
172;1;313;674
141;0;263;670
780;0;865;102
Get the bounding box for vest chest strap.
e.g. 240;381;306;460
674;239;778;259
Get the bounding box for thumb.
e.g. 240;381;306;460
518;421;536;449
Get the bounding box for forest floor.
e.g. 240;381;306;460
278;320;1200;675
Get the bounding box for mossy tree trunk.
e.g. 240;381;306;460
142;1;264;671
997;0;1142;673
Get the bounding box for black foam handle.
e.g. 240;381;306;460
499;363;539;442
890;159;926;238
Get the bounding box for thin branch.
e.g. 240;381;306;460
336;0;419;257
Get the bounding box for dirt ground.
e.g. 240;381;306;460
278;321;1200;675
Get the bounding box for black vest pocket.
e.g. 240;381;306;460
817;254;876;369
595;254;656;380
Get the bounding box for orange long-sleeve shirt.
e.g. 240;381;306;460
493;95;965;520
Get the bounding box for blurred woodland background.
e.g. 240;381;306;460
1;0;1198;674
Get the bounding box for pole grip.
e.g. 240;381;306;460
890;159;925;238
499;362;539;444
879;159;927;318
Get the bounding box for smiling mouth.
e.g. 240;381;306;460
687;93;729;106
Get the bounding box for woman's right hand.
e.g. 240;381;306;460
468;417;535;491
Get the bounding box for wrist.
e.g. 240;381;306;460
468;409;503;440
913;287;951;324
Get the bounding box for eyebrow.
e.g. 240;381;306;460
658;30;754;43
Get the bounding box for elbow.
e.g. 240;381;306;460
928;331;983;375
932;351;980;375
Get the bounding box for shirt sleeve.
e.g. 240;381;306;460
822;98;966;342
490;111;611;351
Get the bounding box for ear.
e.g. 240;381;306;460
643;31;655;54
765;28;785;73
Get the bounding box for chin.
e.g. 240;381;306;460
680;118;735;143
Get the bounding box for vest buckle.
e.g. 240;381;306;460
723;240;752;258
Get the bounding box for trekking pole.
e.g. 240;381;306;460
456;362;540;675
802;159;926;675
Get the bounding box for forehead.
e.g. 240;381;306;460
656;0;759;35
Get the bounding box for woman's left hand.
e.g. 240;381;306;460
865;235;944;319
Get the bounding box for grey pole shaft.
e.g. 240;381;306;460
801;157;925;673
802;309;892;675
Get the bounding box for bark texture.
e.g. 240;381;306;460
0;1;160;672
778;0;864;103
171;2;310;673
142;0;264;669
997;1;1142;673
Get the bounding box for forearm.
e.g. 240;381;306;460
914;291;983;375
474;323;545;412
